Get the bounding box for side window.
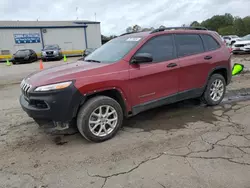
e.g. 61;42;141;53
201;34;220;51
135;35;176;62
175;34;204;57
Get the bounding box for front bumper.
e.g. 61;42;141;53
20;84;85;122
13;57;31;62
41;55;61;60
232;46;250;53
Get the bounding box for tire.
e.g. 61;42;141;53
77;96;123;142
201;74;226;106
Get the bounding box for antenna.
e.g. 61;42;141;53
94;12;96;21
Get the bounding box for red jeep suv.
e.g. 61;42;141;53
20;27;231;142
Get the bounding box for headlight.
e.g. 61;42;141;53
54;50;58;54
35;81;72;92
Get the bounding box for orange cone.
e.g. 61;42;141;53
39;59;44;70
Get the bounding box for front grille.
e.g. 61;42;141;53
46;51;54;55
234;44;245;47
15;57;24;61
30;100;48;109
20;81;32;98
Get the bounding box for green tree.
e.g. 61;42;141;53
234;17;247;36
190;21;200;27
200;13;234;31
132;25;142;32
243;16;250;34
218;26;235;35
126;26;133;33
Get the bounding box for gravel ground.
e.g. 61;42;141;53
0;56;250;188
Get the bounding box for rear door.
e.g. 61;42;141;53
174;34;209;92
129;34;179;106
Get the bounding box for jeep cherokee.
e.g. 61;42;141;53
20;27;232;142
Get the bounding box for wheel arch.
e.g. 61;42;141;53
207;66;230;85
83;88;131;117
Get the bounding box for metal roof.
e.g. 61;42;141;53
0;20;100;29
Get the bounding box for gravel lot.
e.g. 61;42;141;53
0;56;250;188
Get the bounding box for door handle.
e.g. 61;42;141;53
204;56;212;60
167;63;177;68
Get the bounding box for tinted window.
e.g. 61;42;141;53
175;34;204;57
201;34;220;51
44;45;59;50
135;35;175;62
16;50;30;56
223;37;230;40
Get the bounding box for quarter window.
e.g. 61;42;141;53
201;34;220;51
135;35;176;62
175;34;204;57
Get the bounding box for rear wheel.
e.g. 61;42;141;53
77;96;123;142
201;74;226;106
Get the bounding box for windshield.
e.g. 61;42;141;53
231;36;238;38
16;50;30;56
240;35;250;41
44;45;59;50
85;36;143;63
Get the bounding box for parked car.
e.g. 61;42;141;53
232;34;250;54
13;49;38;64
78;48;96;60
41;44;63;61
223;35;241;45
20;27;232;142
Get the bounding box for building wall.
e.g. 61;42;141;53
0;28;42;55
86;24;102;48
0;23;101;59
42;28;86;51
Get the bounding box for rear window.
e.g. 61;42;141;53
175;34;204;57
201;34;220;51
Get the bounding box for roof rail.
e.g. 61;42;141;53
150;27;208;34
120;31;139;36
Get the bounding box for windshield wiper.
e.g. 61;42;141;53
85;59;101;63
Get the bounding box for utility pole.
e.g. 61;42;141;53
76;7;78;20
94;12;96;21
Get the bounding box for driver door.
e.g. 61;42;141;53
129;34;179;108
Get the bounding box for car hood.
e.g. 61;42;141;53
234;40;250;45
26;61;109;87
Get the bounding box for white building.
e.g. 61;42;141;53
0;20;101;59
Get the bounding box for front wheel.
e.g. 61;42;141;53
77;96;123;142
201;74;226;106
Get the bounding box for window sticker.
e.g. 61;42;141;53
126;38;141;42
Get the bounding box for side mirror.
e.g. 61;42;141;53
232;63;244;76
131;53;153;64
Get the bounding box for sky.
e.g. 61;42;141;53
1;0;250;35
